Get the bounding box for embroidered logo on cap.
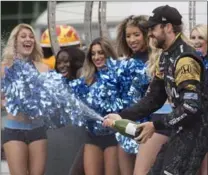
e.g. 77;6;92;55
162;17;167;21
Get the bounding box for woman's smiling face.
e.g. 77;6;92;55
16;28;35;58
91;44;106;69
125;25;146;53
56;51;71;78
191;29;207;56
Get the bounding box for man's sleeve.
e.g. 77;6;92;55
119;76;167;121
153;57;203;130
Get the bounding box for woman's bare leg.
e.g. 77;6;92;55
133;133;169;175
198;153;208;175
28;139;47;175
104;146;120;175
84;144;104;175
118;145;135;175
3;141;28;175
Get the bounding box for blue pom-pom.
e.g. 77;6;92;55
115;57;150;154
1;59;104;129
69;58;124;135
116;132;139;154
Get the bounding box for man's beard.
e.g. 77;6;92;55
155;38;166;49
151;30;166;49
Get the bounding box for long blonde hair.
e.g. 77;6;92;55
190;24;207;42
190;24;207;53
81;37;118;85
146;38;162;77
2;23;43;66
171;23;194;48
116;15;149;57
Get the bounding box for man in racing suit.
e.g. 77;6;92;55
104;5;208;175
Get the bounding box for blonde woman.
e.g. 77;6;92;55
190;24;208;175
1;23;49;175
190;24;207;57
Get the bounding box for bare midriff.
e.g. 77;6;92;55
7;113;33;124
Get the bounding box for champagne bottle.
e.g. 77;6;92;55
112;119;142;138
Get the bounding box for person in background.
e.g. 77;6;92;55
55;47;85;80
40;24;85;175
40;25;82;69
190;24;208;175
1;23;49;175
55;47;86;175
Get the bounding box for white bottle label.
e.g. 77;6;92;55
125;123;137;136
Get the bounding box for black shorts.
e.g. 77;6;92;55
2;126;47;145
85;132;118;150
151;114;171;137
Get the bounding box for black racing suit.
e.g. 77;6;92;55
119;34;208;175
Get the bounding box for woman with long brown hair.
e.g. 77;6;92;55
80;37;120;175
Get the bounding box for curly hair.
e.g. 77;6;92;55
116;15;149;57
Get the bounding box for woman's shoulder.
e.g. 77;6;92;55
33;61;51;72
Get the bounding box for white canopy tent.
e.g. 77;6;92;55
33;1;207;43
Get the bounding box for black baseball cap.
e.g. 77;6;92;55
146;5;182;28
